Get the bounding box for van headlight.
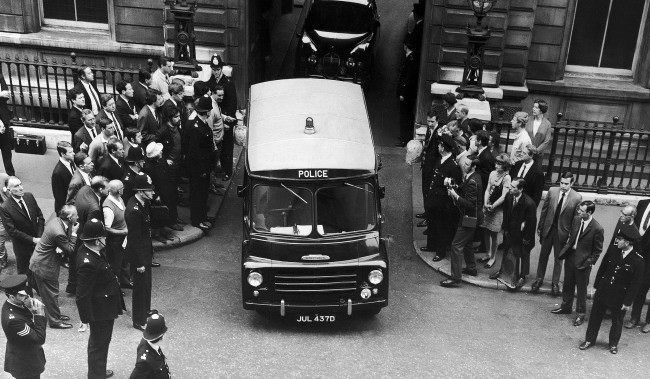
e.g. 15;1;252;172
247;271;263;287
368;269;383;285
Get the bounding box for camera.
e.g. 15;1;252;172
443;177;458;190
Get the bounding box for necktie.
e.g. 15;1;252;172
643;212;650;234
573;220;584;249
110;112;123;141
518;163;527;178
88;84;101;114
70;163;76;175
19;199;30;220
552;192;565;226
89;127;96;139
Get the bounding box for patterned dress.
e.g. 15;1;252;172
481;171;511;232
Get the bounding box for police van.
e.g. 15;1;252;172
239;78;388;320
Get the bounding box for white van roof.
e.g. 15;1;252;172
247;79;375;174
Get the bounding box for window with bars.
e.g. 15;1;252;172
567;0;646;71
42;0;108;24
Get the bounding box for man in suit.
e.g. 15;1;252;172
490;177;537;290
161;81;188;132
437;92;458;128
510;145;544;205
138;89;164;148
627;198;650;331
440;155;482;288
98;94;125;143
72;66;102;116
96;140;126;181
421;134;462;261
88;118;117;165
75;218;121;378
525;99;552;158
66;176;108;295
0;176;44;274
73;109;100;153
532;172;582;295
133;71;152;113
67;87;86;141
66;151;94;205
579;228;644;354
0;75;15;176
125;174;156;330
150;56;174;100
28;205;78;329
396;38;419;147
474;131;495;193
207;54;238;180
129;313;170;378
553;200;604;326
416;111;440;224
1;275;47;379
115;81;138;130
186;97;215;230
52;141;76;214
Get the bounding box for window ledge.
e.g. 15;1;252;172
527;75;650;102
0;26;163;56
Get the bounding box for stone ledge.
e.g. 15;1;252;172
527;76;650;102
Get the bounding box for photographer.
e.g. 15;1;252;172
441;155;483;288
28;205;79;329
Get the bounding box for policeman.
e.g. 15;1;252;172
1;274;46;379
125;174;156;330
580;228;645;354
76;218;122;378
185;96;215;230
129;312;170;379
123;147;146;204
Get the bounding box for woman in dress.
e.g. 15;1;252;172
509;111;532;164
479;153;511;268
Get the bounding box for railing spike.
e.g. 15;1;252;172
613;116;619;124
70;52;77;64
147;58;153;72
556;112;563;122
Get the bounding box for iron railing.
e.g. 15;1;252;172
0;52;153;130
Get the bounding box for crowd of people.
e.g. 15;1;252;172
411;93;650;354
0;53;238;378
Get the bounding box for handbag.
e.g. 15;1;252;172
488;174;507;205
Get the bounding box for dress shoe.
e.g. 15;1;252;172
176;218;187;225
106;369;114;378
415;213;426;219
206;216;216;223
416;220;428;228
432;255;444;262
121;281;134;289
514;277;525;290
50;321;73;329
153;235;168;244
574;314;586;326
150;261;161;268
147;309;159;316
195;222;211;231
420;246;434;252
440;279;460;288
133;323;145;331
477;257;489;263
609;345;618;354
462;268;477;276
530;280;542;294
578;341;593;350
222;174;231;181
168;223;184;231
551;307;572;314
549;284;560;297
60;315;70;321
624;319;639;329
488;271;501;280
642;323;650;333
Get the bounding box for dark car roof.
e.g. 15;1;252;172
314;0;373;5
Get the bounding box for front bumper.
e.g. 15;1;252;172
244;298;387;316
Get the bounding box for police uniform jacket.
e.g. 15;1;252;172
185;116;215;173
129;338;170;379
125;196;153;269
122;167;140;204
75;244;122;323
425;154;461;212
1;301;46;377
594;248;645;308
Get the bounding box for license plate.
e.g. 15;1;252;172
296;314;336;323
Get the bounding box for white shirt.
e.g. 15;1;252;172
573;216;592;249
12;196;30;219
440;152;452;165
511;130;532;164
81;81;100;115
103;195;125;228
79;170;91;186
517;160;533;178
109;154;122;167
59;157;74;175
640;204;650;236
147;105;157;121
532;118;542;137
622;246;634;259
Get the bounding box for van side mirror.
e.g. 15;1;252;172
379;186;386;199
377;155;383;171
237;185;245;197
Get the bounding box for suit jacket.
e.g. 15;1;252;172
138;105;161;147
525;116;552;154
502;192;537;255
98;109;125;141
129;338;171;379
75;245;122;323
132;82;149;113
397;51;419;104
559;217;604;269
0;193;44;257
51;160;75;214
67;106;84;139
115;95;137;130
425;154;462;212
161;98;187;129
594;248;645;308
29;217;76;281
476;147;495;192
72;81;101;114
510;160;544;205
537;187;582;241
66;170;91;205
185;116;215;173
125;196;153;268
73;125;100;153
438;107;458;128
96;155;126;181
454;171;483;220
635;198;650;257
74;186;102;238
1;301;46;377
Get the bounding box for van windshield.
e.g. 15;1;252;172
316;182;376;235
252;184;313;236
309;2;373;34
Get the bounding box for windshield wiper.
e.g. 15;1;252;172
344;182;373;194
281;183;308;204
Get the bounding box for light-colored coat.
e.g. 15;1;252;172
538;187;582;242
